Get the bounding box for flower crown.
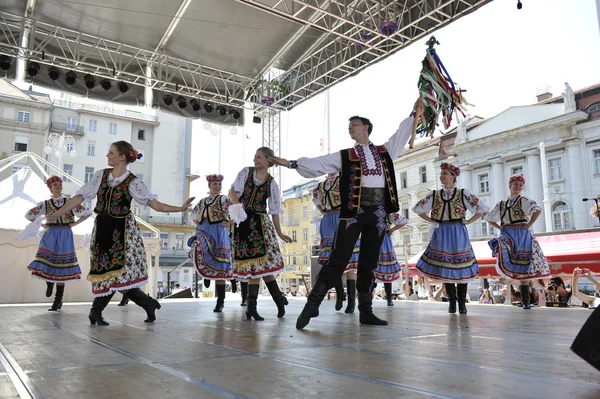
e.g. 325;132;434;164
440;162;460;176
45;175;63;186
129;149;143;160
206;174;224;183
509;174;525;185
590;206;600;218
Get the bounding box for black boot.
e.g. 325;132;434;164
520;285;531;310
231;280;238;294
45;282;54;298
358;292;388;326
265;280;288;318
457;283;468;314
345;279;356;314
384;283;394;306
126;288;161;322
334;278;345;311
88;293;114;326
246;284;264;321
49;283;65;311
214;284;226;313
118;295;129;306
240;281;248;306
296;280;329;329
446;283;457;314
204;279;211;288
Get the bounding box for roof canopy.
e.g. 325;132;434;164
0;0;491;121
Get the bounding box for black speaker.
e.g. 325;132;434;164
571;306;600;372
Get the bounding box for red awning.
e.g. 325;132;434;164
406;231;600;279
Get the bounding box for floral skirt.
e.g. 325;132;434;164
319;211;359;273
28;226;81;283
374;234;401;283
233;214;284;279
90;213;148;297
189;220;233;280
488;227;551;281
416;221;479;283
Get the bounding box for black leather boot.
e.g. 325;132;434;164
520;285;531;310
118;295;129;306
49;283;65;311
358;292;388;326
126;288;161;322
45;282;54;298
240;281;248;306
204;279;211;288
230;280;238;293
446;283;457;314
457;283;468;314
265;280;288;318
89;293;114;326
214;284;226;313
345;279;356;314
246;284;264;321
334;278;345;311
296;280;328;329
384;282;394;306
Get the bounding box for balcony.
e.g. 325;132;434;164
137;214;195;226
50;122;84;136
285;219;300;226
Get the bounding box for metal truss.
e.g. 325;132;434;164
262;109;282;186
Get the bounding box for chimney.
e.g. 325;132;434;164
536;85;552;102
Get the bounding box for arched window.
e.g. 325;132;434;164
552;201;571;230
587;102;600;115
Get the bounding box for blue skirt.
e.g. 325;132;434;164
374;234;401;282
189;220;233;280
488;226;551;281
416;221;478;283
318;211;359;273
27;225;81;282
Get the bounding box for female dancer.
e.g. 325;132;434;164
189;174;234;312
47;141;193;325
228;147;291;320
413;162;488;314
485;174;551;309
313;173;359;313
24;176;90;311
372;212;407;306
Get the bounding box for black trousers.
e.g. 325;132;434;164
318;206;387;293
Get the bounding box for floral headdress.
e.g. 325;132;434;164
509;174;525;185
591;206;600;218
129;149;143;160
440;162;460;176
206;174;224;183
45;175;63;187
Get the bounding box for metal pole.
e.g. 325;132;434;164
218;127;222;174
167;272;171;296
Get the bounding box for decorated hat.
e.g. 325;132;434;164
509;174;525;185
206;174;224;183
45;175;63;186
440;162;460;177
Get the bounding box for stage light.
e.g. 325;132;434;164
0;55;11;71
84;74;96;89
217;106;227;116
163;94;174;106
517;1;522;9
253;115;262;124
100;79;112;91
176;96;187;109
26;62;40;77
117;81;129;93
203;102;214;113
229;109;241;120
190;99;200;112
65;71;77;86
47;66;60;80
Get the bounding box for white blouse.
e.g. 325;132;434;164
190;195;232;222
76;169;157;207
312;175;338;210
25;195;90;221
388;212;407;226
293;115;415;188
412;188;489;220
231;167;283;215
484;195;542;225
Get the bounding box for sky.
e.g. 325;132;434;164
189;0;600;199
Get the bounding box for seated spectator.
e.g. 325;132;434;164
546;273;584;307
477;286;484;301
479;289;494;304
401;279;419;301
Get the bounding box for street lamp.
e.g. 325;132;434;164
583;197;600;225
43;132;77;170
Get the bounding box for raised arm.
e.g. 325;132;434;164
269;152;342;178
572;271;596;306
147;198;193;213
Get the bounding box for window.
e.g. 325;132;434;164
400;201;409;220
88;120;97;132
587;102;600;114
17;110;31;123
479;221;492;236
292;256;297;265
420;231;428;242
176;234;184;250
63;164;73;182
66;142;75;153
14;135;29;152
302;207;308;219
552;201;571;230
160;233;168;250
84;167;94;184
87;141;96;156
594;150;600;175
478;173;490;193
402;234;411;245
292;230;297;242
548;158;564;181
303;255;308;264
400;171;408;189
302;228;308;242
420;166;427;184
511;166;523;175
11;164;23;174
66;117;76;131
138;129;145;140
141;232;153;238
109;123;117;135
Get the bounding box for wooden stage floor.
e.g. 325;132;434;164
0;297;598;399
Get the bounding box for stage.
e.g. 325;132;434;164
0;297;598;399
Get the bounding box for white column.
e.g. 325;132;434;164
490;158;505;206
566;139;587;229
525;148;546;233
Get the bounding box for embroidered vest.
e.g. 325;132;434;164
500;196;528;224
93;169;136;217
430;188;466;222
318;176;342;210
240;167;272;214
46;199;75;225
199;195;229;224
339;145;399;219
